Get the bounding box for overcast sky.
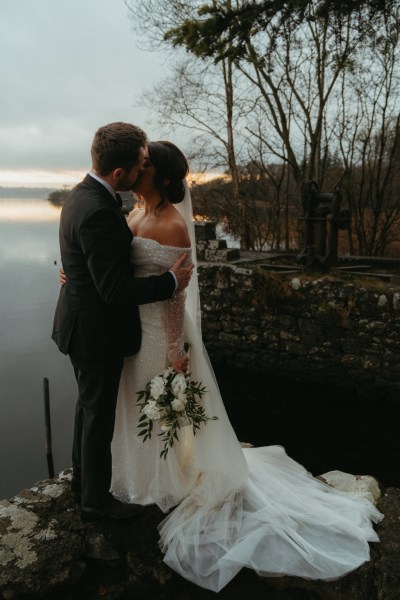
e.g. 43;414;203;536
0;0;179;184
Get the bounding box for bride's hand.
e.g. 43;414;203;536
171;354;189;374
59;267;67;286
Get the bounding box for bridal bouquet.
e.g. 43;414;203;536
137;365;217;460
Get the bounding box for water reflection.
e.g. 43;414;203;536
0;197;76;499
0;199;61;222
0;230;60;264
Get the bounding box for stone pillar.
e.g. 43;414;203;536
194;221;240;262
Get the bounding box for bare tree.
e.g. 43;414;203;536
335;11;400;255
126;0;400;256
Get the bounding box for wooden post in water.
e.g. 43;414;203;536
43;377;54;478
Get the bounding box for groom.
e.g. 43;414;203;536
52;122;193;521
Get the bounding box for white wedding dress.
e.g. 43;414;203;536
111;213;382;592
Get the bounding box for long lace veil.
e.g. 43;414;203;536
174;180;248;477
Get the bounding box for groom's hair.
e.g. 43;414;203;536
91;122;148;175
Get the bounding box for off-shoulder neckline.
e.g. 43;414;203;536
133;235;191;251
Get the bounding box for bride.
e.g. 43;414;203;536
110;140;382;592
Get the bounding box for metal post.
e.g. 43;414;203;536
43;377;54;478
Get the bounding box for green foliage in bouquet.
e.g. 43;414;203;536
137;366;217;460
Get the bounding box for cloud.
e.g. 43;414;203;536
0;0;173;172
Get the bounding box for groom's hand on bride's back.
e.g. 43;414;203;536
170;253;194;290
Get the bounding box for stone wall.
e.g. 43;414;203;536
198;263;400;399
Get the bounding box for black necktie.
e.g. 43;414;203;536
115;193;123;208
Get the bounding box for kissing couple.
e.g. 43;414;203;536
52;121;382;592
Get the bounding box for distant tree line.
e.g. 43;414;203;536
48;188;70;206
126;0;400;256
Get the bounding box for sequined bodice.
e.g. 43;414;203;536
130;237;192;276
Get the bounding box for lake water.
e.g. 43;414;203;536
0;195;76;499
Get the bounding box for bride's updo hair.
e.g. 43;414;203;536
147;141;189;207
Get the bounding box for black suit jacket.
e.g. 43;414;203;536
52;174;175;359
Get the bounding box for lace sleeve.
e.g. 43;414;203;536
166;289;186;362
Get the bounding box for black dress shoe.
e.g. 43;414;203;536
80;498;144;522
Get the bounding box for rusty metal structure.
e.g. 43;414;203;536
297;181;350;268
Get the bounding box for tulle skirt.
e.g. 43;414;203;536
160;445;382;592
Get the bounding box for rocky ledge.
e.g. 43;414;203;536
0;470;399;600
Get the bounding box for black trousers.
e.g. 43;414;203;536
70;352;124;509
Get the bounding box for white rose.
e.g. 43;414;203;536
177;392;187;407
171;398;186;412
150;376;165;400
143;400;162;421
171;374;187;396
